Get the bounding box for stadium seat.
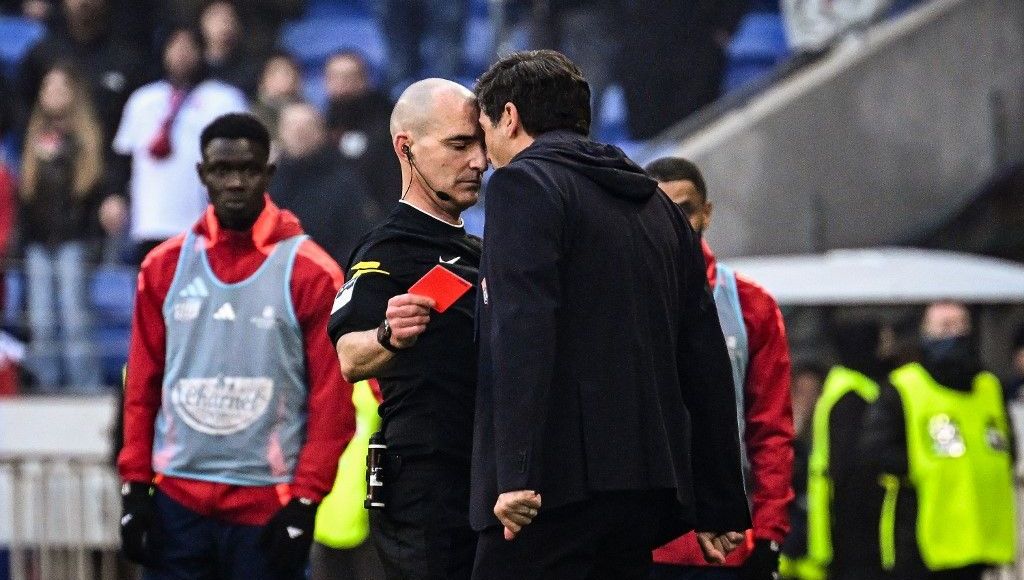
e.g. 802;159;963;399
90;266;135;327
723;11;790;93
304;0;373;18
0;16;44;78
279;16;387;76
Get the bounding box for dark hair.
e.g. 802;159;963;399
645;157;708;202
475;50;591;137
200;113;271;156
1014;324;1024;349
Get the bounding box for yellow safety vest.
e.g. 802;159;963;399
879;363;1016;571
313;380;381;548
806;366;880;569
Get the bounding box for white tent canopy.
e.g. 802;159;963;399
724;248;1024;305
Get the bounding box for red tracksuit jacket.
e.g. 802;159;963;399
653;241;794;566
118;197;355;525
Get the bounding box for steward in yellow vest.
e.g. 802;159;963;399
797;321;889;580
860;303;1016;580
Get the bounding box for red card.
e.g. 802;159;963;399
408;265;472;313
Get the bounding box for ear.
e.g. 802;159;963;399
196;161;206;182
265;162;276;180
503;102;520;138
703;200;713;229
394;133;411;162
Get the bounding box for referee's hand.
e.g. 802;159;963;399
386;294;435;348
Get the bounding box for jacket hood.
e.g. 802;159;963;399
512;131;658;202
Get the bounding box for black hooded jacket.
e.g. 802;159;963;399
471;130;751;537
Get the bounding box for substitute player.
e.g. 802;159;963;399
647;157;795;580
118;113;355;579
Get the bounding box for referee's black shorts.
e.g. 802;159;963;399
370;456;476;580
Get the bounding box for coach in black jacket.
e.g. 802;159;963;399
470;50;751;580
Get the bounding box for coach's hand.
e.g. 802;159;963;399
385;294;435;349
120;482;158;566
696;530;745;564
494;490;542;541
261;497;318;573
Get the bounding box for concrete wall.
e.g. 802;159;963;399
638;0;1024;258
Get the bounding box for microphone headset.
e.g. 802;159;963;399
403;144;453;202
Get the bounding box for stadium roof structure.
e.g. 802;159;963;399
725;248;1024;305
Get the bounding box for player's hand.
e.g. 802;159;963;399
260;498;317;573
696;530;745;564
120;482;158;566
385;293;435;349
494;490;542;541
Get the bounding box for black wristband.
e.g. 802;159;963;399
377;320;402;353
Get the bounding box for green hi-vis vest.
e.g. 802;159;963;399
879;363;1016;571
807;366;880;568
778;554;826;580
314;380;382;548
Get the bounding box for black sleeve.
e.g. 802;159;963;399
480;163;563;493
104;152;132;197
326;241;407;345
678;225;751;531
859;383;908;476
829;393;869;485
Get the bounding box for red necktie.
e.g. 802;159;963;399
148;88;187;160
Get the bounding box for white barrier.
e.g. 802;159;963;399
0;395;128;580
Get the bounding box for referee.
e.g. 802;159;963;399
327;78;486;580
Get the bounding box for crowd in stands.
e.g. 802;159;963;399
0;0;926;393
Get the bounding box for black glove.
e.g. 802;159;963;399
741;539;781;580
120;482;158;566
260;497;318;573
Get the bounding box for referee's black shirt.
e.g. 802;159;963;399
328;201;481;464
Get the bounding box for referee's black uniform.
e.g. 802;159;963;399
328;200;481;580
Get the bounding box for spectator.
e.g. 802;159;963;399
199;0;262;96
860;303;1015;579
252;51;304;147
325;51;397;215
17;0;151;151
618;0;749;139
529;0;621;132
19;64;103;392
269;103;377;266
373;0;467;94
102;26;247;263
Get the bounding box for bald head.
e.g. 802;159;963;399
390;78;476;139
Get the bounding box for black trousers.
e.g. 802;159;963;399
370;458;476;580
471;490;679;580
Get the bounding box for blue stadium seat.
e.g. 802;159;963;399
279;16;387;78
4;269;23;329
90;266;136;326
95;324;130;385
305;0;373;18
0;16;44;78
723;11;790;93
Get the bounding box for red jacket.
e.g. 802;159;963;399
118;196;356;526
654;240;794;566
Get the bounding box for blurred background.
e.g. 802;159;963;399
0;0;1021;578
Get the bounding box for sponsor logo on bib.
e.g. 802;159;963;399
171;376;274;435
173;298;202;322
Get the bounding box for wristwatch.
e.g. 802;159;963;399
377;319;402;353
